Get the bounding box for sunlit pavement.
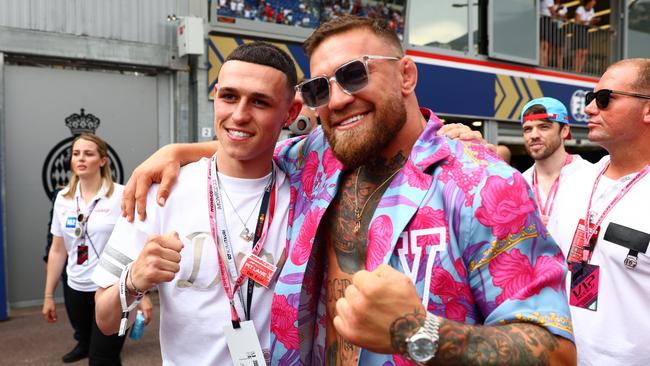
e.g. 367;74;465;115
0;292;162;365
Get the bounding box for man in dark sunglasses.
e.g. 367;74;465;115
585;88;650;110
546;58;650;366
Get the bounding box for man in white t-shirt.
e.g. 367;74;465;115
519;97;592;234
549;58;650;365
92;42;301;365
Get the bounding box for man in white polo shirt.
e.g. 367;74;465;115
519;97;592;232
92;42;300;365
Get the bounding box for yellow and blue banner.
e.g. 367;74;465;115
408;50;598;126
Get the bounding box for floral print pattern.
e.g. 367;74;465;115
475;174;536;240
270;109;573;366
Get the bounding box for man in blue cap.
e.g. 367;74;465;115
520;97;592;231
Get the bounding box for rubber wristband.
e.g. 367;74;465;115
118;263;142;336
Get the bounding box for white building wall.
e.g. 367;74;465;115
0;0;187;45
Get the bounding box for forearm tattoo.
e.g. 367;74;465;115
389;312;561;365
389;309;426;355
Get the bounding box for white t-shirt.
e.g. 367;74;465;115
523;154;593;236
540;0;554;17
550;156;650;366
93;158;290;366
51;182;124;292
575;6;595;25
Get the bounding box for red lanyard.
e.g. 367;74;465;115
583;163;650;245
532;154;573;218
206;155;276;328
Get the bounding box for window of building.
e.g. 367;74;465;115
407;0;471;53
627;0;650;57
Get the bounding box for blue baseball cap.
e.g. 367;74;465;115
520;97;570;124
520;97;571;139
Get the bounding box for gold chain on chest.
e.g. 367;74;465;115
353;166;401;233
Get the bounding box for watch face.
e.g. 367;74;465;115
408;336;436;363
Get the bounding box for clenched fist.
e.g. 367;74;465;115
128;231;184;292
333;264;426;355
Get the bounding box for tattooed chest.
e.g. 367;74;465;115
325;275;359;366
320;183;369;274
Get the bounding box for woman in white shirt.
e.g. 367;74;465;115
42;133;150;365
573;0;599;73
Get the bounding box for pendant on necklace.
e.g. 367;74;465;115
240;227;253;241
354;209;362;234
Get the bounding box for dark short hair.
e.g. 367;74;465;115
225;41;298;94
303;15;403;58
523;104;566;135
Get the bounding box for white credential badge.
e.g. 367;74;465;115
224;320;266;365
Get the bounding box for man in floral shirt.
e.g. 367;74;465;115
119;15;576;366
270;16;576;366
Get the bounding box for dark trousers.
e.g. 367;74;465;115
66;287;125;366
61;270;80;341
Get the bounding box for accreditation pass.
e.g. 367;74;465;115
224;320;266;365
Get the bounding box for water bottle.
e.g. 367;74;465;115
129;310;145;341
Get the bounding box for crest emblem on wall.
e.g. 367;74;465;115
41;108;124;200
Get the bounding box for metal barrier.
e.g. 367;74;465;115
540;15;613;76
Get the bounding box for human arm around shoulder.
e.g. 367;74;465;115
121;141;217;222
42;236;67;323
334;265;576;365
437;123;496;152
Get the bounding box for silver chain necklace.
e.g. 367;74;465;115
217;174;268;242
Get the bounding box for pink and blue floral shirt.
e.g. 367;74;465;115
270;109;573;366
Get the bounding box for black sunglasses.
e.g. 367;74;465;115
585;89;650;109
296;55;400;108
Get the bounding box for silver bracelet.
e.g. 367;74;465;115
127;266;146;298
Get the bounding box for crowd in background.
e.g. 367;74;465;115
216;0;405;38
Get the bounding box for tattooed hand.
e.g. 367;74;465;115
332;264;425;354
332;265;577;365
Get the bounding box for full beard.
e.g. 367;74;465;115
322;97;407;170
525;137;563;161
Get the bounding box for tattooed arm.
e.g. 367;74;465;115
394;312;575;365
333;264;576;366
